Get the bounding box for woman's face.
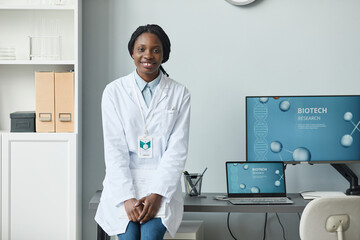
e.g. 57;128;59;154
132;32;164;82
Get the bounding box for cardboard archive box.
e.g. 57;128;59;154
35;72;55;132
55;72;74;132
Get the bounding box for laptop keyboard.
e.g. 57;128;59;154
229;197;291;204
239;197;288;202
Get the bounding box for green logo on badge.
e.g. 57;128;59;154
140;141;151;150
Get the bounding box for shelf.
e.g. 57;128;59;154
0;60;75;65
0;131;77;137
0;5;75;10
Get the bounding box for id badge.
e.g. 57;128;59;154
138;136;153;158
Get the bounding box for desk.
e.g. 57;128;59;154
89;191;309;240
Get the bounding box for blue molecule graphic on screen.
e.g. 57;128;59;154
253;100;269;160
255;97;313;162
274;169;283;187
243;164;249;170
251;187;260;193
254;103;268;120
270;141;283;153
259;97;269;103
340;112;360;148
341;135;353;148
254;122;268;137
254;140;268;160
270;140;311;161
344;112;353;121
292;147;311;161
279;100;291;112
239;183;246;190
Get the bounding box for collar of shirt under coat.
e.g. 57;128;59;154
134;70;162;94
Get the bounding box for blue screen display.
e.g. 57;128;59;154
227;162;285;194
246;96;360;162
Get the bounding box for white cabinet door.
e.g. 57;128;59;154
1;133;79;240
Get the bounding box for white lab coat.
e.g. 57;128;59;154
95;71;191;237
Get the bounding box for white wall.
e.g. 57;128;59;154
82;0;360;239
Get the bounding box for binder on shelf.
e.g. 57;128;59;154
35;71;55;132
55;72;74;132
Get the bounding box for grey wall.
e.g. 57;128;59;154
82;0;360;239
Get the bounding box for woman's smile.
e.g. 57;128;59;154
141;61;156;68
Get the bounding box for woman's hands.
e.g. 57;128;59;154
124;194;163;224
124;198;143;222
135;193;163;224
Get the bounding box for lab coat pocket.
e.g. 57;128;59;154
161;109;178;135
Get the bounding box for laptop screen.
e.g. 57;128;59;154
226;161;287;197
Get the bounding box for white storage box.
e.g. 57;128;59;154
163;220;204;240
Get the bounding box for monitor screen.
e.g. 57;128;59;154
226;161;286;196
246;95;360;163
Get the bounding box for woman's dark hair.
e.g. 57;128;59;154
128;24;171;77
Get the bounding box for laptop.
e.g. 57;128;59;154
226;161;293;205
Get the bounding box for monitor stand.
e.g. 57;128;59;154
331;163;360;195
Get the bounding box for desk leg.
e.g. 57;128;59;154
97;224;110;240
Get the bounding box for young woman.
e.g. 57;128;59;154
95;24;191;240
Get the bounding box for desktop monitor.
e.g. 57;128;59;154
246;95;360;164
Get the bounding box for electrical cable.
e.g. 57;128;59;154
276;213;286;240
263;212;267;240
297;212;301;220
227;212;238;240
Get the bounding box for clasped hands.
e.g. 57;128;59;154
124;193;162;224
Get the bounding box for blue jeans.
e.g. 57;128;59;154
117;218;167;240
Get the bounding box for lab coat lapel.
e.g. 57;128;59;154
127;73;149;112
146;76;169;117
155;75;169;103
157;83;168;106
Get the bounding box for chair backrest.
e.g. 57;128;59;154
299;196;360;240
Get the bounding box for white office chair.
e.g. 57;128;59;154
299;196;360;240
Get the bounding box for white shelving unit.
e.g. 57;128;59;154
0;0;81;239
0;60;75;64
0;5;75;10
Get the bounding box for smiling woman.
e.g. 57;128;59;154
131;33;164;82
128;24;171;80
95;24;191;240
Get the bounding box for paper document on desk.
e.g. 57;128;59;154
119;169;166;219
300;191;346;200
